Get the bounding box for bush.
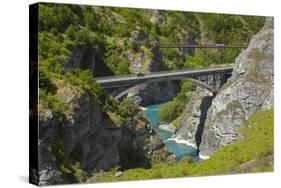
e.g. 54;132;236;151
159;81;195;123
39;89;67;113
115;59;131;75
159;100;185;123
39;4;79;32
114;25;131;37
118;98;140;118
48;141;87;183
64;69;107;106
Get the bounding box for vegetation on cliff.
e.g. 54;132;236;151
38;3;265;76
38;3;264;119
90;109;273;182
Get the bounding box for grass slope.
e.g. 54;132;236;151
90;109;273;182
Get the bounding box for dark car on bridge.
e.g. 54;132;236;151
136;72;145;77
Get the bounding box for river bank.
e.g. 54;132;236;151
143;103;199;161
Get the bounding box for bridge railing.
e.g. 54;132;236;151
96;66;233;82
157;43;248;49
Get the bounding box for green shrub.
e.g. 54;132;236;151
160;81;195;123
39;4;79;32
64;69;108;107
39;89;67;113
159;100;185;123
118;98;140;118
114;25;131;37
48;141;87;183
115;59;131;75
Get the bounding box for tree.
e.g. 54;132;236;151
159;100;185;123
118;99;140;118
115;59;131;75
159;81;194;123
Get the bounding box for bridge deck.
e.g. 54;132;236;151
96;66;233;88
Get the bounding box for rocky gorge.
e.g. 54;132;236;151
34;3;272;185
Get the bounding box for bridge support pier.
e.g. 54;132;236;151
213;73;217;90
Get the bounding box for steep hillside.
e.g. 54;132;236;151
37;76;173;185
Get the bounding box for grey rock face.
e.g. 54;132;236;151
115;171;123;177
36;141;64;185
62;46;96;73
199;18;274;157
173;87;213;148
129;81;180;106
149;46;163;72
130;55;145;73
150;10;162;24
128;45;180;105
38;83;173;184
136;29;147;41
38;169;63;186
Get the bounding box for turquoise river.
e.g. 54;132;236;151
143;103;199;161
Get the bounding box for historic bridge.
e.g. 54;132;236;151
96;66;233;100
95;40;249;100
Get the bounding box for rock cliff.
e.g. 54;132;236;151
62;46;96;73
173;87;213;149
173;18;273;158
38;79;173;185
128;45;180;106
199;18;273;157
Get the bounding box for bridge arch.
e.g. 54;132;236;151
183;77;215;93
113;77;216;100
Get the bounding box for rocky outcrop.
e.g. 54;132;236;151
136;29;147;41
127;28;202;105
62;46;96;73
172;67;228;149
128;81;180;106
149;46;164;72
150;10;163;24
173;87;213;149
127;44;180;105
38;80;173;185
199;18;274;157
172;18;273;158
